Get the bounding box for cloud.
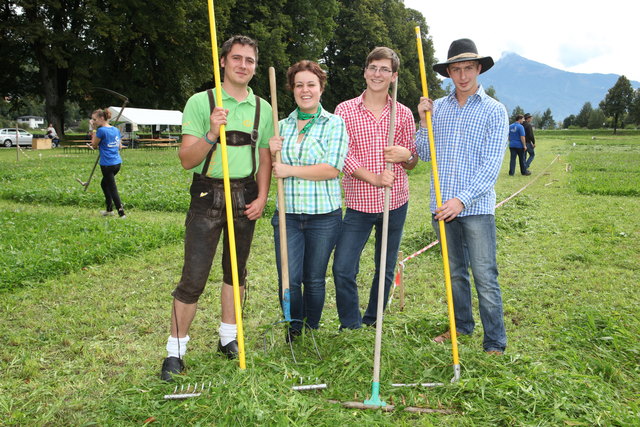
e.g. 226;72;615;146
558;43;607;68
403;0;640;81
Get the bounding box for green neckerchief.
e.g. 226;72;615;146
297;105;322;135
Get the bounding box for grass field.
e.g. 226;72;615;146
0;132;638;425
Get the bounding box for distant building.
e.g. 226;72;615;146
17;116;45;128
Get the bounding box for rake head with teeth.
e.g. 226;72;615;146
164;382;212;400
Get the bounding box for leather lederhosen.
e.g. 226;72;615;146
191;90;262;217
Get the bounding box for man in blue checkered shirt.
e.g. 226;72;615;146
415;38;509;355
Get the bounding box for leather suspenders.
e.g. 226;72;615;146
199;89;261;178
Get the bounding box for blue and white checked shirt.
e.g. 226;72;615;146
277;106;349;214
416;85;509;216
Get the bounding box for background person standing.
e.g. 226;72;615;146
508;114;530;176
523;113;536;169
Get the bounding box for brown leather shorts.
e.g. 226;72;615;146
172;174;258;304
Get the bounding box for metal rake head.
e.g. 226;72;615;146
262;320;322;364
163;381;212;400
291;376;327;391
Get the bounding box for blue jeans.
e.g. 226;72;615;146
525;143;535;168
272;209;342;331
333;203;408;329
509;147;527;175
432;214;507;352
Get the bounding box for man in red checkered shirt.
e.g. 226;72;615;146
332;46;418;329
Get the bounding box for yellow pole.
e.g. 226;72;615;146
207;0;246;370
414;26;460;381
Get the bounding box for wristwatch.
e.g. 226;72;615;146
404;154;415;164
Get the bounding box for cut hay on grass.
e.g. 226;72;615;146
0;133;638;425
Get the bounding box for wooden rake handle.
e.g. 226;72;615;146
268;67;291;307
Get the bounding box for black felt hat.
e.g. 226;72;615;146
433;38;494;78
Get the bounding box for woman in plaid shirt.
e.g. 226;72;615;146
269;60;349;340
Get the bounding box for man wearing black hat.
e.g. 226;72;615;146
415;38;508;355
523;113;536;168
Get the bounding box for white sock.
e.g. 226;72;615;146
219;322;237;346
166;335;190;359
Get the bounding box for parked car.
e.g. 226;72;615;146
1;128;33;147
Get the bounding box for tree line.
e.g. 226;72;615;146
507;76;640;133
564;76;640;133
1;0;444;136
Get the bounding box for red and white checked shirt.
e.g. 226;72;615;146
334;92;417;213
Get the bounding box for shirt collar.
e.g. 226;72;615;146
220;86;256;105
285;104;330;123
446;84;486;105
356;90;391;112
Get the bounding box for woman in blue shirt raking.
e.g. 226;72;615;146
90;108;126;218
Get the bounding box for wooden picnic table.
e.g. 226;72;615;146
61;137;181;152
130;138;180;149
136;138;178;142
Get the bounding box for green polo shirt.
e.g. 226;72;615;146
182;87;274;179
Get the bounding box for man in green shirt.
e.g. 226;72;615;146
161;35;274;381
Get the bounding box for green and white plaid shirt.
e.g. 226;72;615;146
277;106;349;214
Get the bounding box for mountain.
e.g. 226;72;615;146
443;52;640;121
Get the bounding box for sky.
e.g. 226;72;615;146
403;0;640;82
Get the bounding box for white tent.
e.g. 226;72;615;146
108;106;182;126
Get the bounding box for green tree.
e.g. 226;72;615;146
485;86;499;101
238;0;339;115
0;2;40;107
628;88;640;126
322;0;392;110
509;106;525;123
599;75;634;134
575;102;593;128
587;108;606;129
380;2;443;113
563;114;576;128
4;0;93;135
4;0;439;130
84;0;214;117
321;0;441;113
5;0;230;134
538;108;554;129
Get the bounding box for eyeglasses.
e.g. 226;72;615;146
366;65;393;75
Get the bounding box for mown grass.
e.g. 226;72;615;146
0;134;639;425
0;149;192;212
0;202;184;291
